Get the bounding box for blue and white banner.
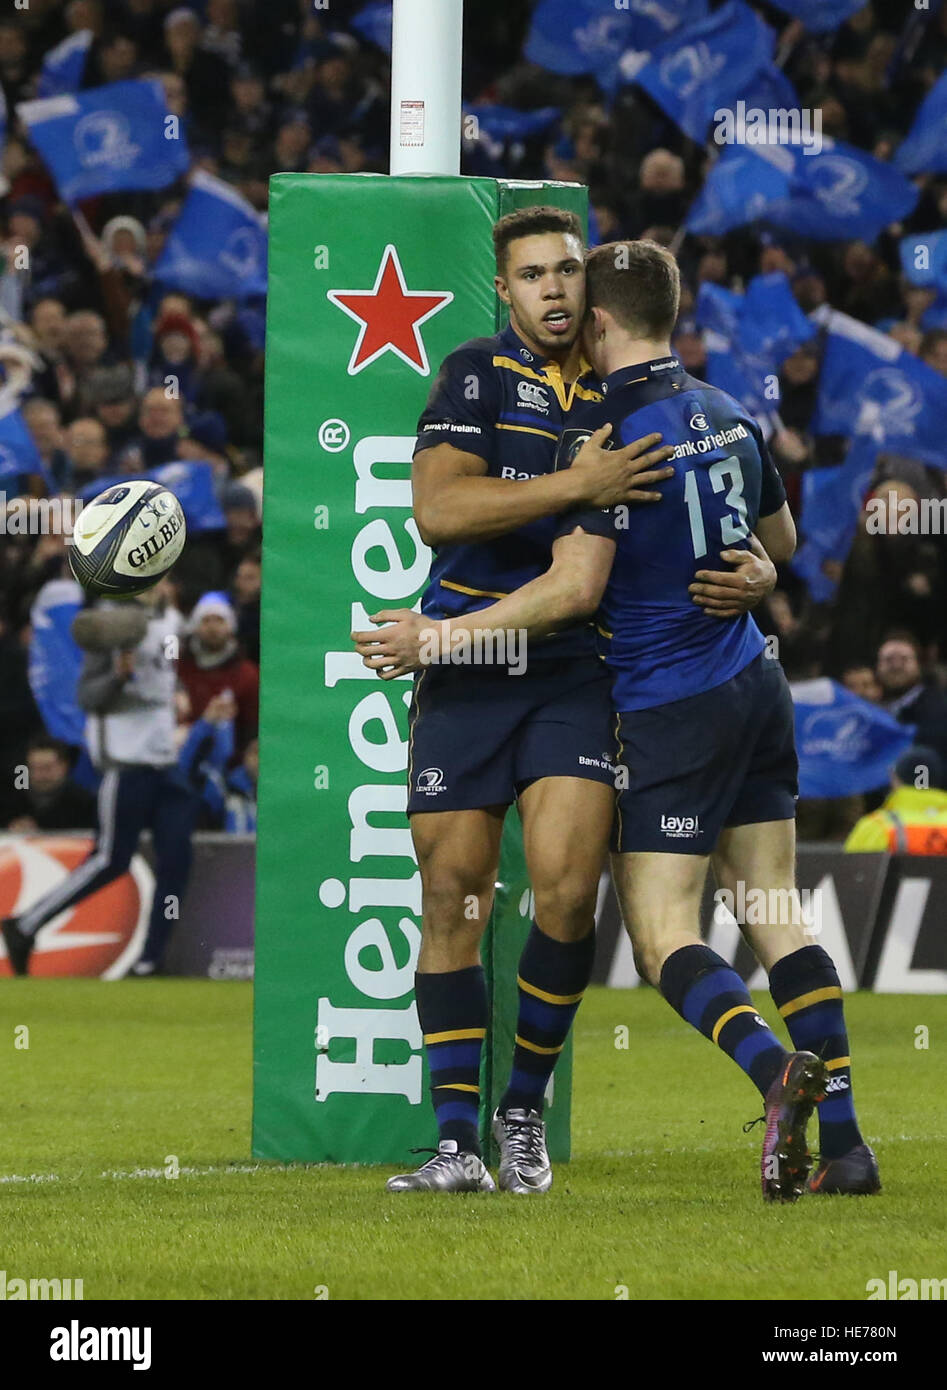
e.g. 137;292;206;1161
17;80;190;205
525;0;708;93
765;0;866;34
687;139;917;241
36;28;92;98
28;578;85;747
153;171;267;302
0;407;44;491
900;231;947;293
809;306;947;469
79;460;226;534
792;679;916;799
633;1;776;143
696;271;814;417
895;71;947;177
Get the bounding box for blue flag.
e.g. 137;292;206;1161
922;293;947;330
895;71;947;177
464;105;561;144
696;272;814;416
351;1;392;51
791;435;879;600
633;1;776;143
79;460;226;534
37;28;92;98
153;171;267;302
28;577;85;747
687;139;917;240
525;0;708;92
900;231;947;292
17;80;190;205
0;407;44;491
792;679;916;798
810;307;947;469
765;0;866;34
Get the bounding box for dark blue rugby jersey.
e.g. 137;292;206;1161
413;321;602;659
555;356;786;712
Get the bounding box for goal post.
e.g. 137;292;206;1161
253;172;588;1163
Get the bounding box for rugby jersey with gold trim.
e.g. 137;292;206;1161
413;321;603;660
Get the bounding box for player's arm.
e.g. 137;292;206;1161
689;429;791;617
413;426;673;547
688;533;778;618
353;526;615;679
754;501;796;564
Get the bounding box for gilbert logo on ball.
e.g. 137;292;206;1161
0;836;152;978
69;479;186;597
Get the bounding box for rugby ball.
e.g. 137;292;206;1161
69;480;186;597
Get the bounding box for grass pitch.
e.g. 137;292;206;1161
1;981;944;1300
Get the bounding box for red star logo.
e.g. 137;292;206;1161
327;244;453;376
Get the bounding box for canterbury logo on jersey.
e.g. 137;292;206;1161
516;380;550;413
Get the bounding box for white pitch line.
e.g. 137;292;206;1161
99;1164;268;1180
0;1172;60;1183
1;1134;937;1187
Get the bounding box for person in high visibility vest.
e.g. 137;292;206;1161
845;746;947;854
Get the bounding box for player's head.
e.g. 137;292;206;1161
492;206;585;359
582;239;680;377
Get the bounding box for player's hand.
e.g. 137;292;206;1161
352;609;433;680
689;535;777;618
114;650;137;679
569;423;675;507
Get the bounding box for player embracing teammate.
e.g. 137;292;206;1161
367;237;879;1202
355;211;781;1196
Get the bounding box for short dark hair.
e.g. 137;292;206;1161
585;239;680;339
492;205;584;274
878;629;922;656
27;736;72;764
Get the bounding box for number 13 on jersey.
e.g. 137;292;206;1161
683;455;750;558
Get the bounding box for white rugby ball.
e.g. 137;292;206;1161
69;479;187;597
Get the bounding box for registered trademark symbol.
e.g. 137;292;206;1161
318;419;350;452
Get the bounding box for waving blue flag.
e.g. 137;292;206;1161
687;139;917;241
28;578;85;747
895;71;947;177
791;435;879;600
79;460;225;534
696;272;814;416
792;679;915;799
810;307;947;468
17;80;190;205
153;171;267;302
464;106;561;143
525;0;708;92
633;1;776;143
352;1;392;52
766;0;866;34
37;28;92;98
0;407;44;492
900;231;947;292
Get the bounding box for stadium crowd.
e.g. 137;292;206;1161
0;0;945;847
